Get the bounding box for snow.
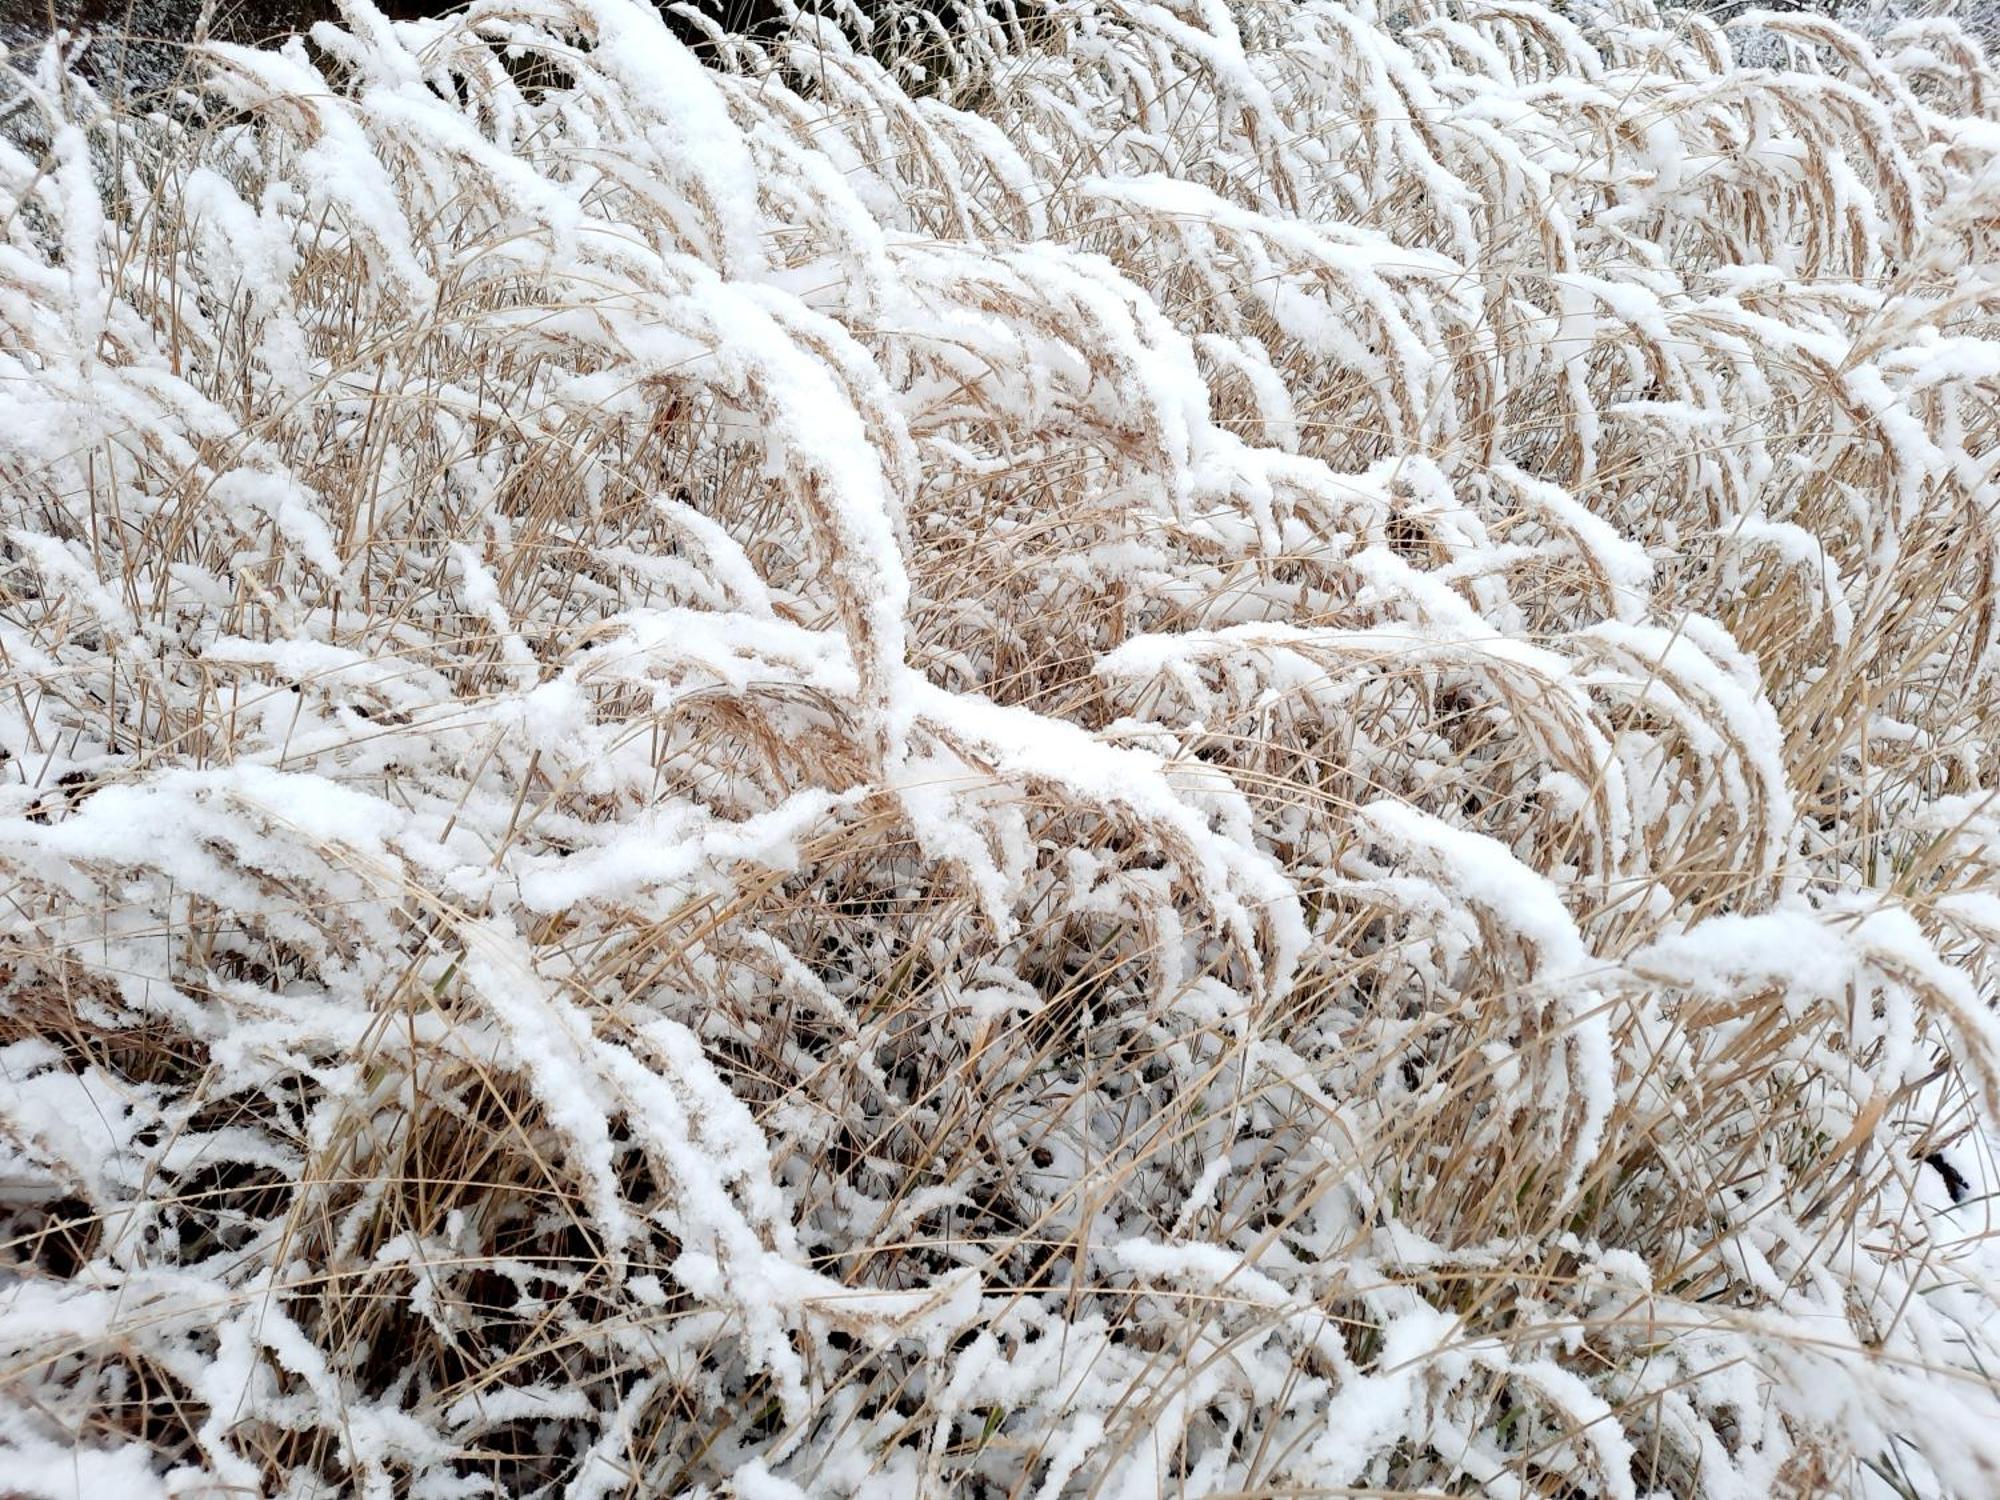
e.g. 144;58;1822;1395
3;0;2000;1494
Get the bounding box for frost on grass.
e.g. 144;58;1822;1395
3;0;2000;1495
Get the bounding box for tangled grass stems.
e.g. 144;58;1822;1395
3;0;2000;1495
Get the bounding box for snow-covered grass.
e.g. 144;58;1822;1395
4;0;2000;1494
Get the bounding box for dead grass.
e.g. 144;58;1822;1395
1;0;2000;1495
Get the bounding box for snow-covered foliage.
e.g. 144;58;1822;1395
4;0;2000;1493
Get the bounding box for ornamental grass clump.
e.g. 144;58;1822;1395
3;0;2000;1494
